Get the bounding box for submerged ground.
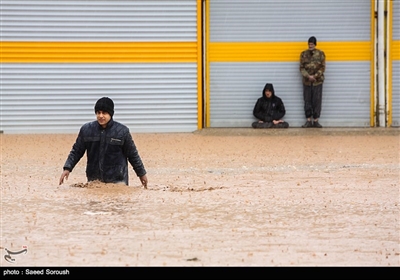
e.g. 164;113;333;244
1;128;399;266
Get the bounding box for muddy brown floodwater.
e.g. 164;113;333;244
1;128;399;267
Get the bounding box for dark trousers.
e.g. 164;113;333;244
252;121;289;129
303;83;323;119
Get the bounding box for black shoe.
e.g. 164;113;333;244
261;122;273;128
252;122;272;128
280;122;289;128
273;122;289;128
313;121;322;128
302;121;313;128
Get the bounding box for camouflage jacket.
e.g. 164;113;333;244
299;49;326;86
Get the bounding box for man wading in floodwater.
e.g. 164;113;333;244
59;97;148;188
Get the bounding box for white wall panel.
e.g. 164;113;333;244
1;63;198;133
210;62;371;128
1;0;197;41
210;1;370;42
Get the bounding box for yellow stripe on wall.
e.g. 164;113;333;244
208;41;372;62
0;42;198;63
393;40;400;60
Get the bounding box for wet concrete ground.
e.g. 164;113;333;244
1;128;399;266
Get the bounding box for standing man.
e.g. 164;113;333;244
300;36;326;128
59;97;148;188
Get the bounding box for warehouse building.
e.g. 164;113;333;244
1;0;398;133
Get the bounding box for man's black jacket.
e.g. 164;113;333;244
63;119;146;185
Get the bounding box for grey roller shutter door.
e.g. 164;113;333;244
0;0;199;134
208;1;372;128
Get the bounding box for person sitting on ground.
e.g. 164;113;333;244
252;83;289;129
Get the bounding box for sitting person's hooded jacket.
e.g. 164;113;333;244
253;83;286;122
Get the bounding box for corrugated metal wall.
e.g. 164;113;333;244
0;0;200;133
1;0;397;132
392;0;400;127
207;0;373;128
